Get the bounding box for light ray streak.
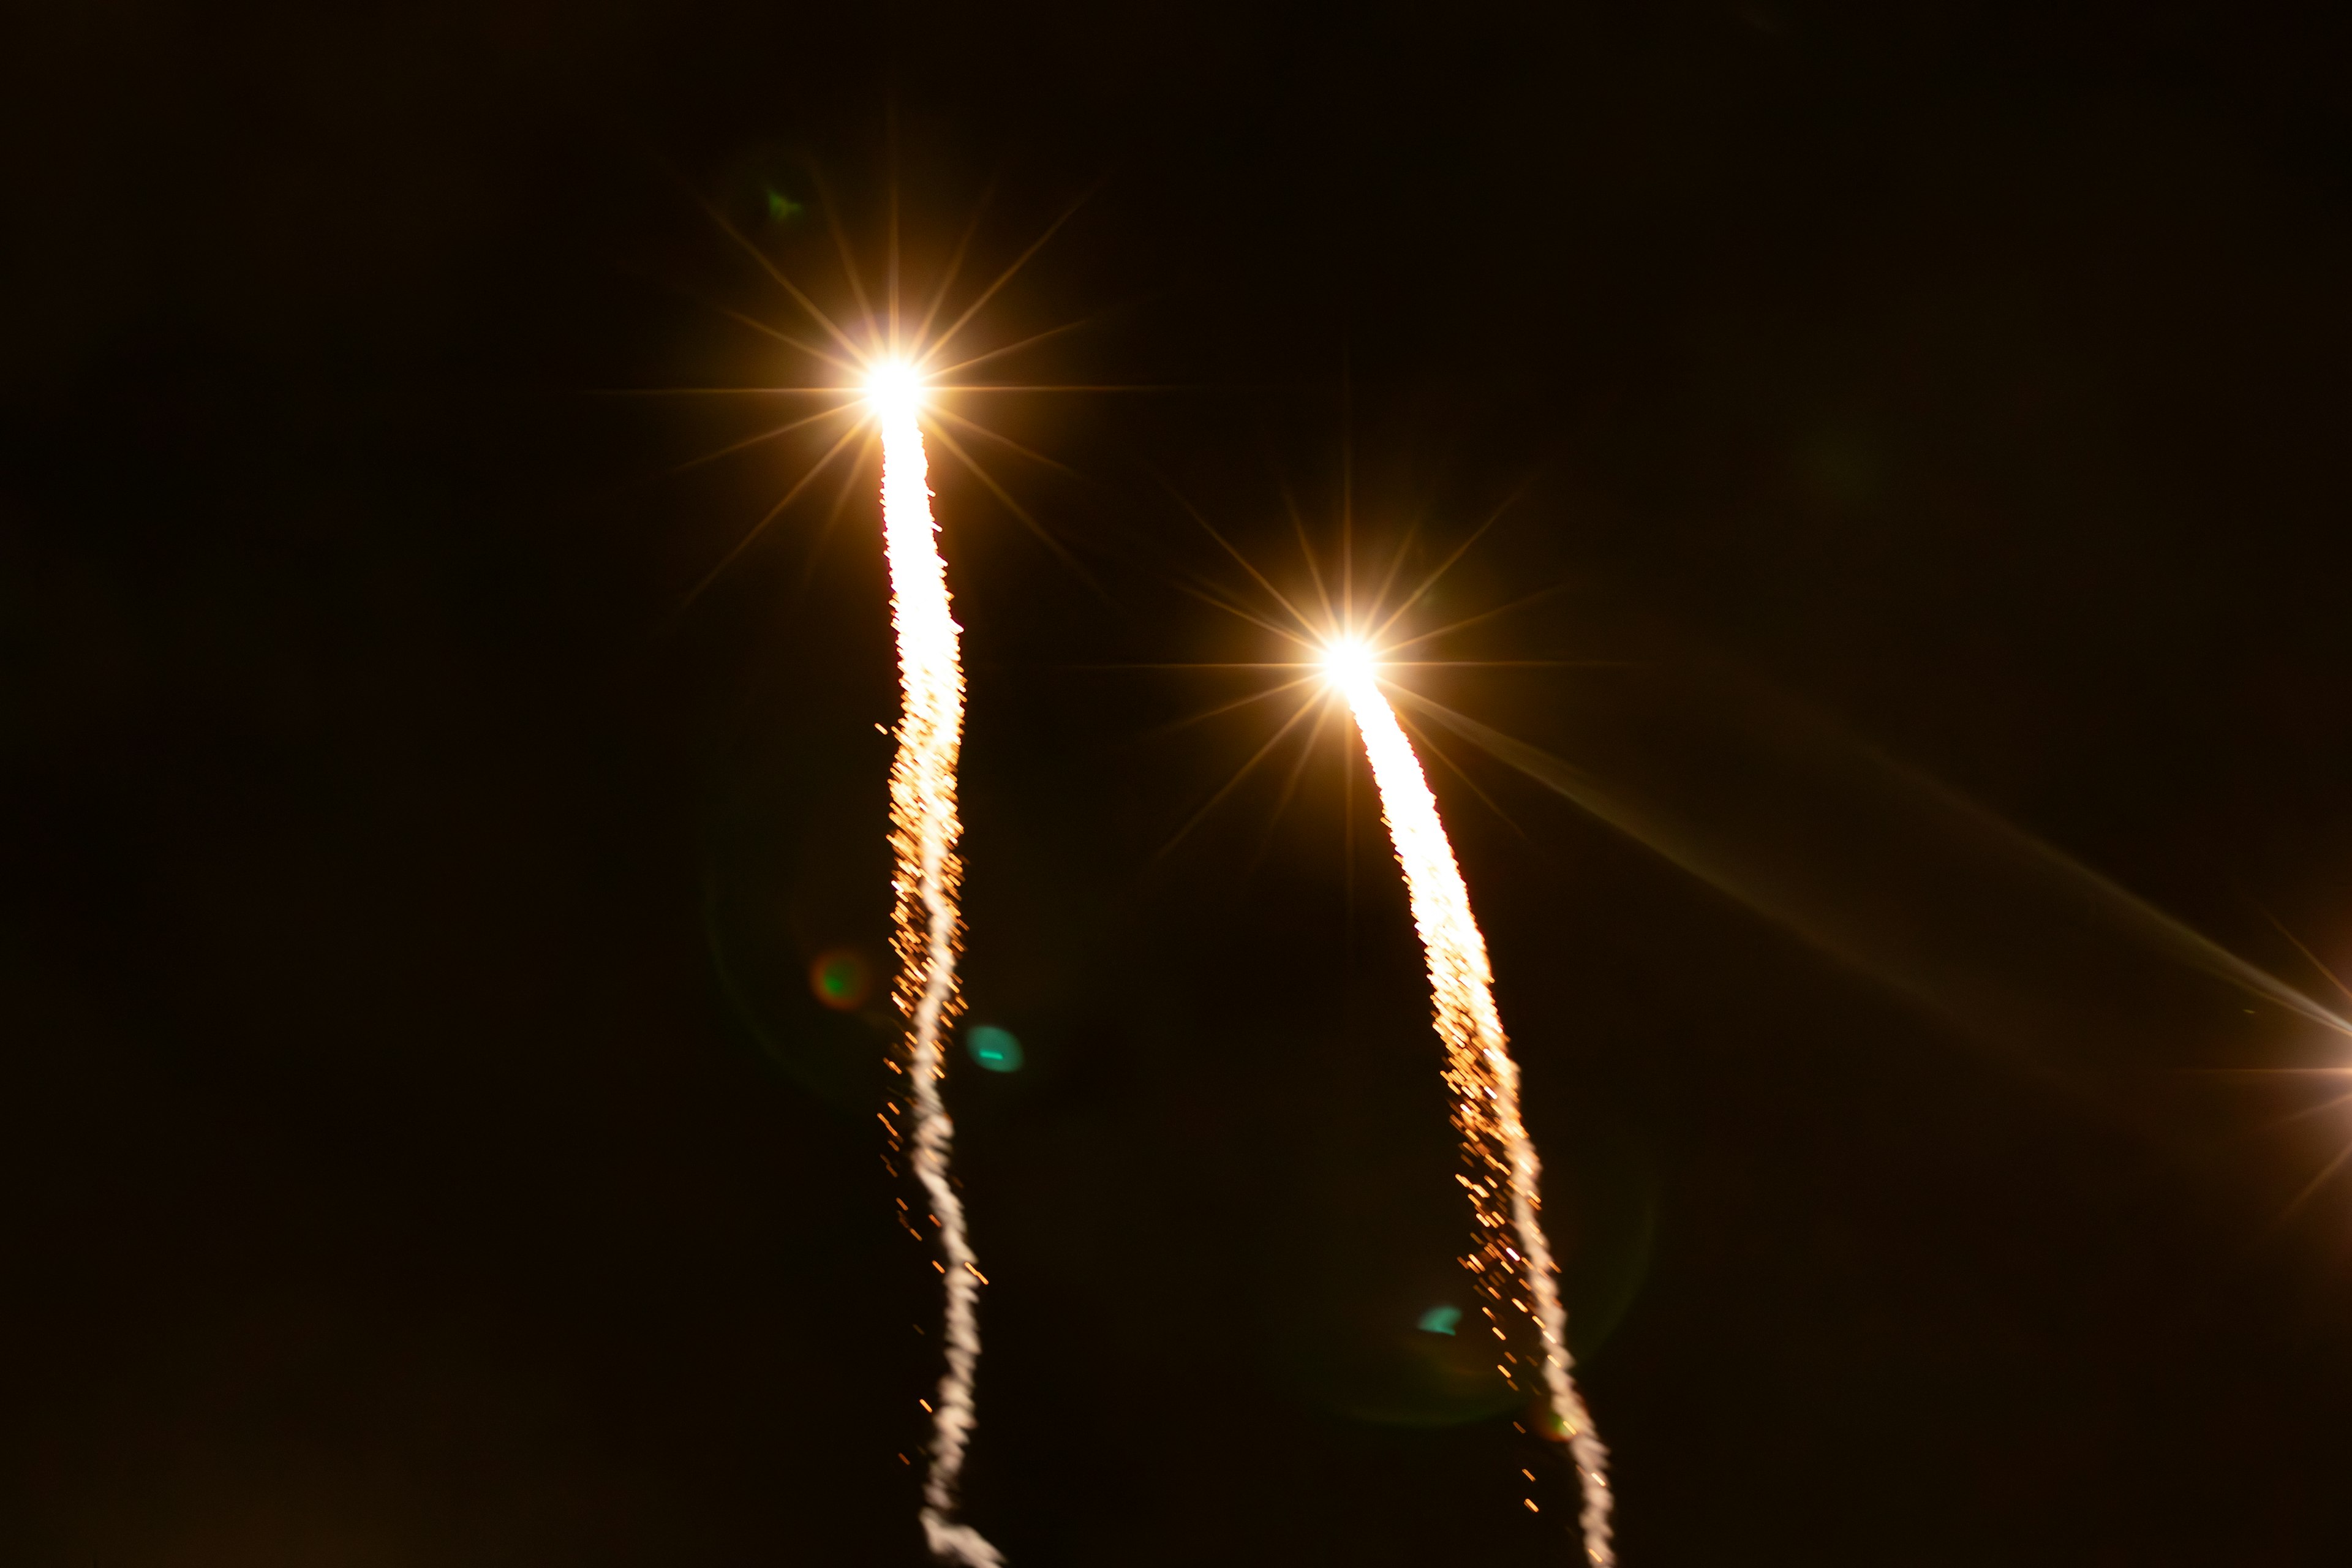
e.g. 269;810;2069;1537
1368;516;1425;630
1145;673;1324;737
1154;692;1326;861
1242;700;1338;879
692;193;868;363
671;401;858;475
715;304;865;376
791;430;880;604
1340;368;1353;636
1158;479;1322;636
913;179;1000;348
808;162;879;331
2260;911;2352;1008
1332;655;1612;1563
1382;659;1623;669
589;386;851;397
1378;579;1574;658
1368;480;1536;647
681;418;870;610
2278;1139;2352;1224
920;418;1104;597
1395;706;1527;840
1390;686;2352;1045
1266;459;1337;630
920;189;1095;371
924;316;1100;381
886;113;901;354
875;382;1002;1568
1167;577;1321;650
948;383;1191;393
2256;1088;2352;1133
925;404;1080;476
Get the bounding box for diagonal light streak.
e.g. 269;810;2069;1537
671;400;859;474
1145;673;1324;738
919;418;1106;600
1167;577;1321;651
693;190;868;363
715;305;866;377
1396;705;1527;840
924;316;1100;382
1156;478;1321;638
920;187;1095;371
913;178;1000;349
925;404;1080;477
679;418;870;610
1153;690;1327;862
807;161;878;331
1368;477;1534;646
1379;580;1574;658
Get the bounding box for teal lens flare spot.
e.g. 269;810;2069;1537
966;1025;1023;1073
1417;1305;1461;1336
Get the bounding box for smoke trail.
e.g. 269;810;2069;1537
876;383;1002;1567
1335;657;1614;1565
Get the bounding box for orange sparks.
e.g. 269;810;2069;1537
874;366;1002;1568
1329;646;1616;1567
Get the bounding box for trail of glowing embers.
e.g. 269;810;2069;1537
876;396;1001;1567
1337;666;1615;1565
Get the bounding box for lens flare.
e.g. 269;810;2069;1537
876;391;1000;1567
1335;659;1615;1565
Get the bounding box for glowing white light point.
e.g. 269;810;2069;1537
867;361;925;420
1321;637;1378;691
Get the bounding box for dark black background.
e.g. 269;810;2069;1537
9;2;2352;1562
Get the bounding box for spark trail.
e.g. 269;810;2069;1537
873;367;1001;1567
1327;641;1615;1565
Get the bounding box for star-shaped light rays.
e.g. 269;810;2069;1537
620;172;1130;611
2207;918;2352;1226
1134;472;1611;866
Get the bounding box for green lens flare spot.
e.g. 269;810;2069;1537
764;189;804;224
1417;1305;1461;1336
808;949;870;1011
966;1025;1023;1073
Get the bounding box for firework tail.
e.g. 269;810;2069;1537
1338;668;1614;1565
878;394;1003;1567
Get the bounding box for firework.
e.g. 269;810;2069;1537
1324;639;1615;1565
871;365;1001;1567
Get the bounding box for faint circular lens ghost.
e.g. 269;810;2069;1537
809;948;871;1011
965;1025;1023;1072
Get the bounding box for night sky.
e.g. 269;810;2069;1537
10;2;2352;1563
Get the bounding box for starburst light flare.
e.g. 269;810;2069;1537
1328;644;1615;1566
872;363;1001;1568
